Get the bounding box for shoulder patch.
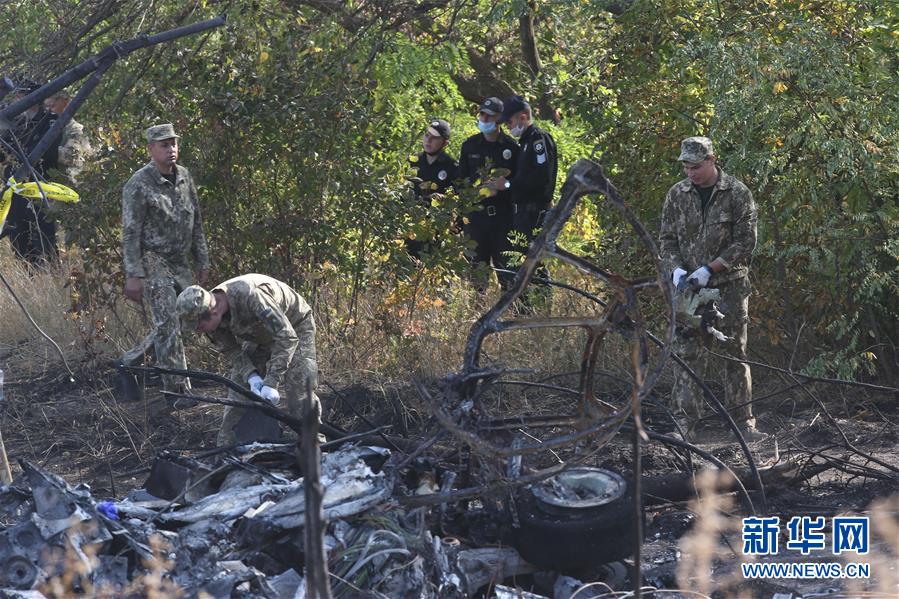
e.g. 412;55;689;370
438;170;447;181
534;141;545;154
261;307;281;334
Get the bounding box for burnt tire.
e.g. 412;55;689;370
512;473;642;572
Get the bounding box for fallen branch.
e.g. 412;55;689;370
641;455;834;506
707;350;898;394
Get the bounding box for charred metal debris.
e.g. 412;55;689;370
2;155;895;596
3;161;802;597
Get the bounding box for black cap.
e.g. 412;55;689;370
10;75;40;95
427;118;451;140
479;97;504;116
499;95;529;123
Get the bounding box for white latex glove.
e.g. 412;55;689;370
687;265;713;288
672;267;688;288
247;373;264;394
260;385;281;406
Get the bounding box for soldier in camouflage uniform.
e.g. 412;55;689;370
44;91;92;184
120;124;210;399
176;274;319;446
659;136;763;439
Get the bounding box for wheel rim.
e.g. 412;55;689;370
531;467;626;509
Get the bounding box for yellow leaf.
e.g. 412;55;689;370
260;51;269;62
462;216;470;225
409;154;419;163
863;140;882;154
773;81;788;94
478;187;492;197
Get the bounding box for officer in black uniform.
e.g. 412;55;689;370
406;118;458;259
458;97;519;290
1;77;62;265
487;95;558;304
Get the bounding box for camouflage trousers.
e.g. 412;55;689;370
671;277;754;428
121;263;192;394
218;346;320;446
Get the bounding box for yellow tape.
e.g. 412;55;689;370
0;179;79;233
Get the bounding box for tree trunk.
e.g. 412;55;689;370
518;1;560;123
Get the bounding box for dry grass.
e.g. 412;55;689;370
0;246;147;377
0;241;649;392
39;524;184;598
670;470;899;598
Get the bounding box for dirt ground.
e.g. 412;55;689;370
1;356;897;597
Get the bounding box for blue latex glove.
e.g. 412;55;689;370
97;500;119;521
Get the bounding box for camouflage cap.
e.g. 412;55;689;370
176;285;214;331
678;136;714;163
145;123;180;143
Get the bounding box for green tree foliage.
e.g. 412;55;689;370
0;0;894;380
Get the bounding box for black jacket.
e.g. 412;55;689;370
458;131;519;210
5;108;60;178
508;124;557;210
412;151;457;202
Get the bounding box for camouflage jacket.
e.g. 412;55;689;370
121;162;210;279
659;168;757;286
57;119;92;183
206;274;317;388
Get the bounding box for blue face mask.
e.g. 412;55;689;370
477;119;497;134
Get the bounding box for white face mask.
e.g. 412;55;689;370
509;119;526;138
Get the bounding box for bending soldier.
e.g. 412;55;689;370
176;274;320;446
44;91;92;184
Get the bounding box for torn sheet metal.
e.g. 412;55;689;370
239;447;391;538
493;584;548;598
159;481;299;524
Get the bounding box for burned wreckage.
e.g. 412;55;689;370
0;157;776;597
0;18;771;595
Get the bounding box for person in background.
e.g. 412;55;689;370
120;123;210;411
486;95;558;306
406;118;458;259
1;77;62;264
458;97;519;291
659;136;763;441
